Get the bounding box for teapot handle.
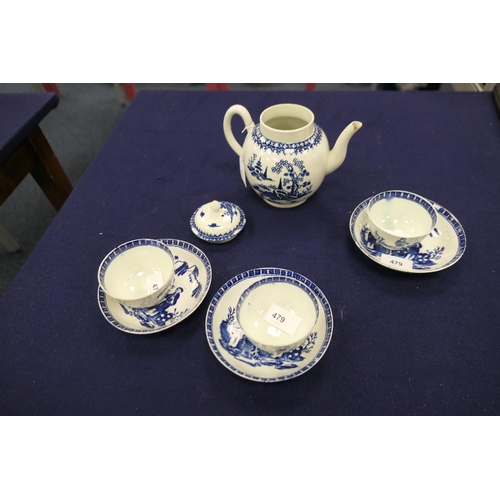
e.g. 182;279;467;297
223;105;254;157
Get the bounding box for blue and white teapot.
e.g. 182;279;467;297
223;103;362;208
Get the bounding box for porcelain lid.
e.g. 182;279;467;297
190;200;246;243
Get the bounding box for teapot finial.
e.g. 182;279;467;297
327;121;363;175
210;200;221;212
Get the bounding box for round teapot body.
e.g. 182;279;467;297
242;123;330;208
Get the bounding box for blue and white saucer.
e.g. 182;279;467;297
350;198;466;273
98;239;212;334
205;268;334;383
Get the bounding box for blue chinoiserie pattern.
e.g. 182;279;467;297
244;124;323;206
199;202;236;228
119;255;202;328
205;268;334;382
246;153;313;205
219;201;237;222
349;198;467;273
98;239;212;334
219;307;317;370
190;201;246;243
361;224;445;269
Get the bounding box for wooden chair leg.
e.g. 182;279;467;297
0;127;71;250
1;127;72;211
26;126;73;211
0;140;36;206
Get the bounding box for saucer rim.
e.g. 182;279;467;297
190;201;246;243
98;239;212;334
349;197;467;273
205;267;334;383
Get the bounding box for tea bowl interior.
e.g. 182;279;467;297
367;191;437;238
98;239;174;306
236;277;319;352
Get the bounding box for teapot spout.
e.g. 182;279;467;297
327;121;362;175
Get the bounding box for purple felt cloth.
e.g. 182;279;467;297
0;92;59;163
1;90;499;415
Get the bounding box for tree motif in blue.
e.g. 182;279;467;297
361;224;444;269
271;158;312;199
200;202;237;228
247;153;272;181
120;286;185;328
219;201;237;223
219;307;317;370
247;156;313;204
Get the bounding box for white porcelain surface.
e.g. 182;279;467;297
350;198;466;273
205;268;333;383
190;200;246;243
98;239;175;308
98;239;212;334
223;103;362;208
367;191;437;250
236;278;319;353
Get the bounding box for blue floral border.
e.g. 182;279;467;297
251;124;323;155
369;190;438;227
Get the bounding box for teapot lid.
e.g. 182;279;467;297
190;200;246;243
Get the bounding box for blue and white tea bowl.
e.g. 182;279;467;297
236;276;320;354
98;238;175;308
367;190;437;250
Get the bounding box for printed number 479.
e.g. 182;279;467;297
272;313;285;323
